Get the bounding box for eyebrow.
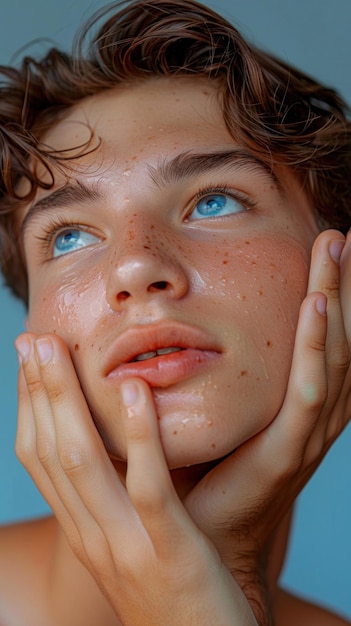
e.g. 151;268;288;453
21;181;102;236
148;149;279;189
21;149;279;235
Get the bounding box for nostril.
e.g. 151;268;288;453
148;280;169;292
117;290;131;302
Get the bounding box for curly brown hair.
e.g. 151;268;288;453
1;0;351;306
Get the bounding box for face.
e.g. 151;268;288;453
22;78;319;469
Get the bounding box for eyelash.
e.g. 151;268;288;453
33;185;257;259
188;185;257;215
34;216;95;259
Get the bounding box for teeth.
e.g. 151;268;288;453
156;347;182;356
134;347;182;361
135;351;157;361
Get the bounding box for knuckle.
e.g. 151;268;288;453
308;336;326;353
58;445;93;477
15;436;32;466
301;382;327;411
333;341;351;371
321;278;340;299
271;450;303;482
36;436;57;469
25;372;45;397
129;483;169;517
45;380;67;406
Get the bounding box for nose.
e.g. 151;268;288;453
105;224;189;310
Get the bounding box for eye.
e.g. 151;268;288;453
188;192;246;220
53;228;100;257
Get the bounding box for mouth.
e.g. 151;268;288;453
132;346;184;362
103;322;222;388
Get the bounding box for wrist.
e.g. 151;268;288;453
229;555;274;626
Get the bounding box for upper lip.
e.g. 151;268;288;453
103;320;222;376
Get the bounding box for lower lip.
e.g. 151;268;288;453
106;349;220;388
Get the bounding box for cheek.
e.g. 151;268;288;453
204;232;310;380
26;270;107;341
190;231;310;314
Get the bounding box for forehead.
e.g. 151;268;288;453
28;76;313;229
40;77;226;155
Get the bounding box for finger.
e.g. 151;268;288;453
16;333;118;565
15;336;84;552
307;230;349;396
121;378;200;556
28;335;132;533
340;228;351;348
186;290;329;532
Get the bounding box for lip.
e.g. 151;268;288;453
103;321;222;388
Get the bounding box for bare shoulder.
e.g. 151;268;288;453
0;516;58;625
275;588;351;626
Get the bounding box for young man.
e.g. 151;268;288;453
0;1;350;624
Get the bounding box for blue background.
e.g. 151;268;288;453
0;0;350;619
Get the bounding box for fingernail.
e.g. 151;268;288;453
15;337;31;363
316;293;327;316
35;338;53;365
329;239;344;263
121;381;139;407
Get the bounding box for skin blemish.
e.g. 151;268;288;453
211;443;216;449
74;343;80;351
173;430;178;435
266;340;272;347
257;290;263;296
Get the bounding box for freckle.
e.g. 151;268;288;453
211;443;216;449
257;290;263;296
240;370;247;376
74;343;80;351
245;241;251;245
266;340;272;347
143;245;151;249
222;259;229;265
173;430;178;435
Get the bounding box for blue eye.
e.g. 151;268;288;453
188;193;245;220
53;228;99;258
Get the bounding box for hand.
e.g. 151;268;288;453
15;335;258;625
183;229;351;614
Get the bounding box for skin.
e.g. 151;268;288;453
22;77;320;470
1;77;350;625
